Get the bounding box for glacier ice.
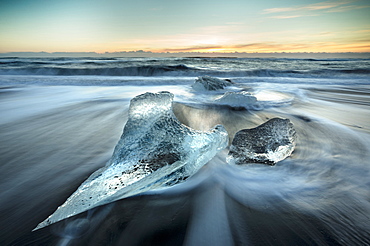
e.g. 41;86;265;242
214;91;258;108
228;118;296;165
34;91;228;230
192;76;234;91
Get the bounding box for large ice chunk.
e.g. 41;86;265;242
228;118;296;165
34;91;228;230
192;76;234;91
214;91;258;108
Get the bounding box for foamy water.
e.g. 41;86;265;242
1;57;369;245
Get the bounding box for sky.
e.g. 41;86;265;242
0;0;369;53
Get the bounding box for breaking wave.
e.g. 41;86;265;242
0;57;369;79
1;67;369;79
0;64;194;76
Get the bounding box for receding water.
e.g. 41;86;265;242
1;57;370;245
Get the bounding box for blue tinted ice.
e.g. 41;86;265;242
34;91;228;230
214;91;258;108
192;76;234;91
228;118;296;165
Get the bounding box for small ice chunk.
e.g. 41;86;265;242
215;91;258;108
228;118;296;165
34;91;228;230
192;76;234;91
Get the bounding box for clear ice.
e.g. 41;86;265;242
214;91;258;108
34;91;228;230
228;118;296;165
192;76;234;91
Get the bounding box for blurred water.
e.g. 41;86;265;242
0;82;369;245
1;57;370;245
1;57;369;79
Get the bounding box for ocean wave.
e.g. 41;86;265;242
0;57;369;79
1;66;369;78
0;64;197;76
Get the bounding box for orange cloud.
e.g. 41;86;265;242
158;41;370;53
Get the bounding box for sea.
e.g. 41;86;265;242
0;57;370;245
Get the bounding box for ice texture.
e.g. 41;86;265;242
34;91;228;230
228;118;296;165
192;76;234;91
214;91;258;108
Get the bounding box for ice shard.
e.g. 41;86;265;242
192;76;235;91
34;91;228;230
228;118;296;165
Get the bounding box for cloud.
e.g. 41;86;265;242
159;40;370;53
303;0;356;11
263;0;367;17
163;45;224;52
232;42;315;51
354;29;370;33
269;15;314;19
263;0;354;13
162;42;314;53
325;4;370;12
263;7;296;14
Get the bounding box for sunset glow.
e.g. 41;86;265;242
0;0;369;54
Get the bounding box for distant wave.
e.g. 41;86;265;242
0;64;197;76
0;57;369;78
1;66;369;78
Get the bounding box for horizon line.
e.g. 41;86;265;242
2;51;370;54
1;51;370;59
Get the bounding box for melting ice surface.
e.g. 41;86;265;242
192;76;234;91
189;76;293;110
34;91;228;230
228;118;296;165
214;91;258;108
